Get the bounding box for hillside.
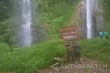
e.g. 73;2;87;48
0;0;110;73
0;38;110;73
102;0;110;32
32;0;80;41
0;40;66;73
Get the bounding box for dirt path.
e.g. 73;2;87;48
38;56;110;73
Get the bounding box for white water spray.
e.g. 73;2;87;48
20;0;32;47
86;0;92;38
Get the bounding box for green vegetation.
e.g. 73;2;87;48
32;0;79;41
0;17;18;51
102;0;110;31
0;0;21;50
0;0;79;72
0;39;66;73
79;38;110;67
0;0;80;46
0;0;110;73
1;37;110;72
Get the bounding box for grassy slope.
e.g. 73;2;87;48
35;1;79;40
79;38;110;67
0;38;110;73
0;39;66;73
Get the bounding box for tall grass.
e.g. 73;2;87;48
0;39;66;73
79;37;110;67
1;38;110;73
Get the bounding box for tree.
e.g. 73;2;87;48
0;17;17;51
0;0;19;21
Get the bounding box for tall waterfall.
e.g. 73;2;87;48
19;0;32;47
79;0;103;38
86;0;92;39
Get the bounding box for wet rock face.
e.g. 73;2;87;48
91;0;104;37
96;0;104;32
78;0;104;38
77;0;87;38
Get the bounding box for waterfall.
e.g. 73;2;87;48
19;0;32;47
80;0;103;38
86;0;92;39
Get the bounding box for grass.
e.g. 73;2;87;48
0;37;110;73
79;37;110;68
0;39;66;73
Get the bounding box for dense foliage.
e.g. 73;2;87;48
32;0;79;41
102;0;110;31
0;39;66;73
0;0;110;72
0;37;110;72
0;0;79;47
0;17;17;51
0;0;18;21
79;38;110;68
0;0;19;50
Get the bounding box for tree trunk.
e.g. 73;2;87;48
7;42;13;51
5;38;13;51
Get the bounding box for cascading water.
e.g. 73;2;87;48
79;0;103;38
86;0;92;39
19;0;32;47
